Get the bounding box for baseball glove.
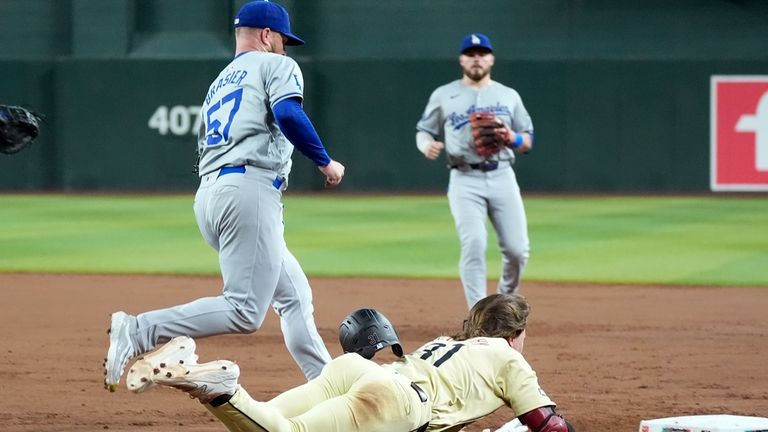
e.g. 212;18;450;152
469;112;514;157
0;104;43;155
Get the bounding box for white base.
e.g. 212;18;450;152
639;415;768;432
482;418;527;432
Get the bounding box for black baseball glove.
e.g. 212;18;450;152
0;105;44;155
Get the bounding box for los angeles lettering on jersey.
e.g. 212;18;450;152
206;69;248;105
447;103;512;130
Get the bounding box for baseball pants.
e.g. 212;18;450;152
447;165;530;308
206;353;431;432
133;166;331;380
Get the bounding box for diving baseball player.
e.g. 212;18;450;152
132;294;574;432
103;0;344;392
416;33;533;309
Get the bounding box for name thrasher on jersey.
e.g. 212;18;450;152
196;51;304;179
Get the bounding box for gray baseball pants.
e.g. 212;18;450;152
447;164;530;308
133;165;331;380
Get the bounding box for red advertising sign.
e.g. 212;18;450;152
711;76;768;191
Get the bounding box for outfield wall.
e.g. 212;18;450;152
1;1;767;192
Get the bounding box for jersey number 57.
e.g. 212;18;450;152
205;88;243;146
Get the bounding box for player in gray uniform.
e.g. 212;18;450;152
103;0;345;392
416;33;534;309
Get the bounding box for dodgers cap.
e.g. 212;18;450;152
460;33;493;54
234;1;305;46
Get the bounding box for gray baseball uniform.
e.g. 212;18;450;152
132;51;331;380
417;79;532;308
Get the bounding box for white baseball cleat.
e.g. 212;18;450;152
103;311;138;392
154;360;240;404
126;336;198;393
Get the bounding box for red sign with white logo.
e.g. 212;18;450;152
711;76;768;191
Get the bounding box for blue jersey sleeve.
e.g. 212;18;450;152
273;98;332;167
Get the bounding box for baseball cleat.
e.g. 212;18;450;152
104;311;138;392
154;360;239;404
126;336;198;393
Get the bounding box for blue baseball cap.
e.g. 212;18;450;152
460;33;493;54
234;1;305;46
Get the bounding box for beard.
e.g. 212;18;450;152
464;65;489;82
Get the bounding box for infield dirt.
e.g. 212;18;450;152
1;274;766;431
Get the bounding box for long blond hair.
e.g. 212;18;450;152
452;293;530;341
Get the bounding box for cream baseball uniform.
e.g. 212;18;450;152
206;336;554;432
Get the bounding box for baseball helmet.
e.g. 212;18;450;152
339;308;403;359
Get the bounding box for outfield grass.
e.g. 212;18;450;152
0;194;766;287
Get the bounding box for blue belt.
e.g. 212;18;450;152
217;165;246;176
217;165;285;190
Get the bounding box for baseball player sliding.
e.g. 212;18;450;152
416;33;534;309
127;294;575;432
103;0;344;391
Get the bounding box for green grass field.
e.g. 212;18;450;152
1;194;766;287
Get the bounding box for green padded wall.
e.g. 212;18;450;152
1;0;767;192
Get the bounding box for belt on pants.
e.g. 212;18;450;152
449;160;508;172
410;382;429;432
217;165;285;190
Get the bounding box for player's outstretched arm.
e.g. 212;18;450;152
518;406;574;432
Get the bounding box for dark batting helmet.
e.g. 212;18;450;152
339;308;403;360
